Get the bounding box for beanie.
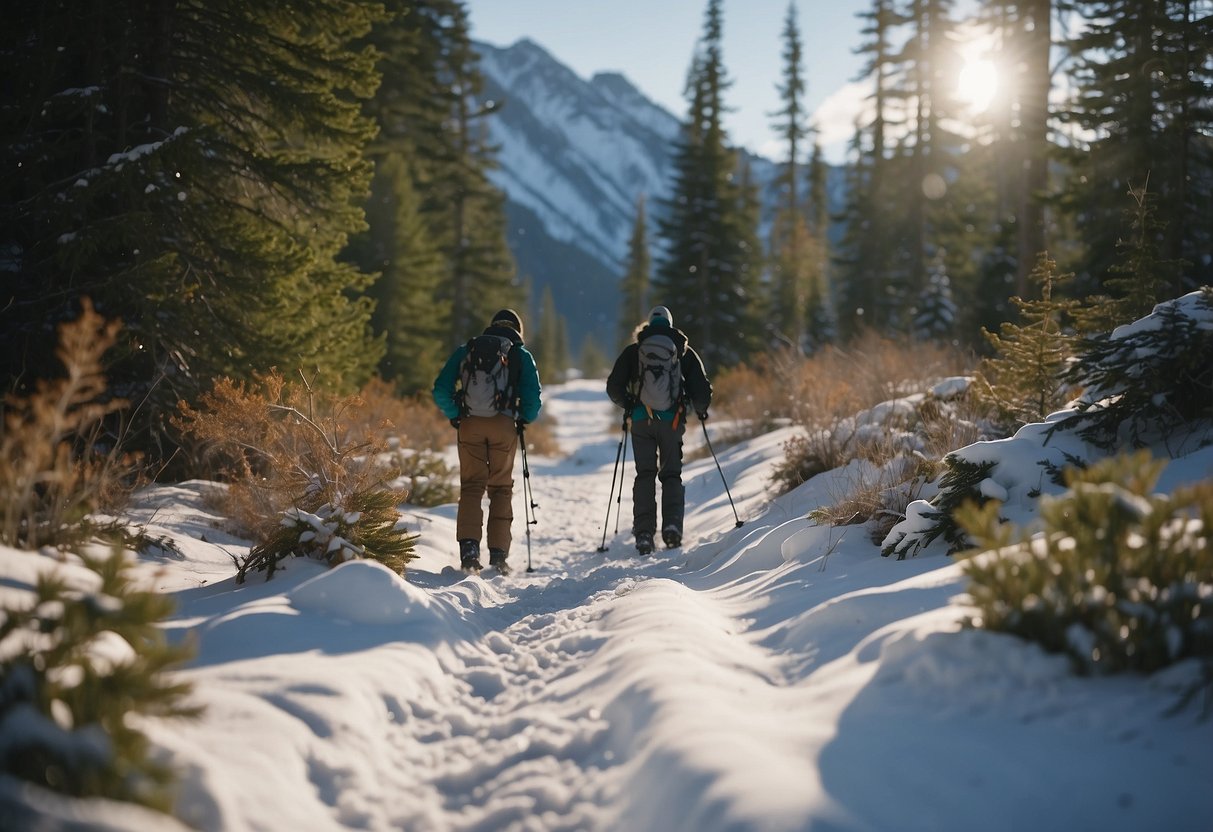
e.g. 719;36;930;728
649;305;673;327
491;308;523;338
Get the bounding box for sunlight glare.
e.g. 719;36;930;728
957;56;999;114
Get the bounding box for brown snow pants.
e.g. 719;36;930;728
456;413;519;553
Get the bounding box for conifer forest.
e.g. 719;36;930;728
2;0;1210;461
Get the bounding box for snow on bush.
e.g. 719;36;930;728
955;452;1213;675
883;290;1213;560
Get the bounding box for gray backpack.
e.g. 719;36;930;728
637;333;682;412
459;335;516;418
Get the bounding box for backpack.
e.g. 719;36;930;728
459;334;516;418
637;332;683;412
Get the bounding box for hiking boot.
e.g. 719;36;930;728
662;525;682;549
489;548;510;575
459;538;482;572
635;532;655;556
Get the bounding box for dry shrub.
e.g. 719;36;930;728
777;369;995;541
715;332;971;443
358;377;451;453
0;300;144;549
808;454;935;544
173;371;417;580
520;414;561;457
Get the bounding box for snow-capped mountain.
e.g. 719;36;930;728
475;38;781;352
477;39;681;272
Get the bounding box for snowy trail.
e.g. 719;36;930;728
106;378;1213;832
391;382;799;830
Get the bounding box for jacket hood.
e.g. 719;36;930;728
483;323;523;345
635;322;687;351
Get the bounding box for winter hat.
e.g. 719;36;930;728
491;308;523;338
648;305;673;327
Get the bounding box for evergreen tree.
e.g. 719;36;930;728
768;1;813;351
578;333;610;379
655;0;763;368
834;0;901;335
534;285;566;382
433;7;521;339
1;0;386;459
974;251;1081;428
1077;179;1191;334
804;141;835;347
1059;0;1213;294
619;195;652;347
351;152;449;393
913;253;957;340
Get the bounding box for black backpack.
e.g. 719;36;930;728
458;334;517;418
637;332;683;412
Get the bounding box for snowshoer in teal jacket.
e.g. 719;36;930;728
432;309;542;573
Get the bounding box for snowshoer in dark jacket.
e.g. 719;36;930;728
433;308;542;573
606;305;712;555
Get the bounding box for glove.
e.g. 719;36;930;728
449;417;461;430
515;419;527;434
697;410;709;421
623;396;637;410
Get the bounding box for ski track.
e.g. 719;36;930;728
393;382;782;831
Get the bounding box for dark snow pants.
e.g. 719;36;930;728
456;413;519;553
630;417;685;538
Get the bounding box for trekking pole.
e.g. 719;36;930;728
701;418;743;528
518;422;539;572
614;416;629;535
597;412;629;552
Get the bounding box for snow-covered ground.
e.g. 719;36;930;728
5;379;1213;831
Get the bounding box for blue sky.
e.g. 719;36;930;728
464;0;873;163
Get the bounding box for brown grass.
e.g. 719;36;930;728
714;331;972;442
0;300;144;549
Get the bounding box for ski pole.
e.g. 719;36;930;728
598;412;628;552
701;418;743;528
518;421;538;572
614;416;629;535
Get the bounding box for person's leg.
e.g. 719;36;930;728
630;420;659;543
484;414;520;555
456;416;491;548
656;421;686;543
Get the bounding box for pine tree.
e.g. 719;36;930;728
1076;178;1191;335
357;1;521;346
619;195;652;347
350;152;450;393
433;7;521;340
534;286;565;382
0;549;198;809
768;1;812;351
974;251;1081;428
834;0;901;335
913;254;958;340
655;0;763;368
1059;0;1213;295
1;0;386;461
578;333;610;379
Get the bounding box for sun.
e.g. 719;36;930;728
957;55;1000;113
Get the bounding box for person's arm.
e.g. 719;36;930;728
514;346;543;424
606;345;638;409
431;345;466;420
682;346;712;417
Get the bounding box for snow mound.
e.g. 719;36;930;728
288;560;441;626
